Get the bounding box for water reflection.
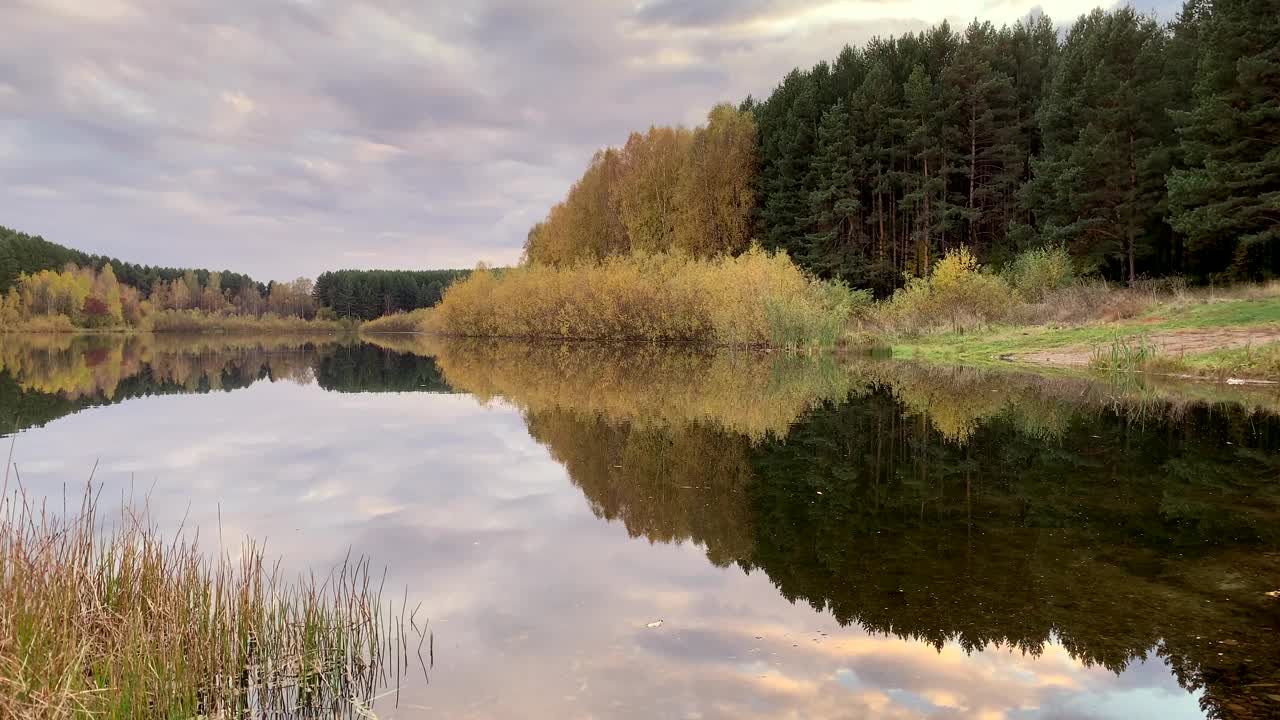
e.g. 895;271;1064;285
0;334;452;434
2;333;1277;719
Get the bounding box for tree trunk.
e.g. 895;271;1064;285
923;151;932;274
969;100;978;249
877;181;885;261
1128;130;1138;285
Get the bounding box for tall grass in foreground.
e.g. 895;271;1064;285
0;481;424;719
426;248;865;348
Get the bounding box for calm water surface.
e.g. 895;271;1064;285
2;334;1278;719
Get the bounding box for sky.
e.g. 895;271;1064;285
0;0;1184;281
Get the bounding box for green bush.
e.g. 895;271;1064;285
1003;245;1074;300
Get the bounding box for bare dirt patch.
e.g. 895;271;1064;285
1021;326;1280;367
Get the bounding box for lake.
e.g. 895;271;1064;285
2;333;1277;719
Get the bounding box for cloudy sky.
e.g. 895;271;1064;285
1;0;1181;281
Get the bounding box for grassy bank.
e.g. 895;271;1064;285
1;309;354;335
0;482;416;718
360;243;1280;381
886;289;1280;378
845;247;1280;380
381;249;862;348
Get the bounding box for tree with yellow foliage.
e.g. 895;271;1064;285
613;126;692;253
674;104;757;258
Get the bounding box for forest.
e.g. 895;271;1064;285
521;0;1278;294
313;269;469;321
0;226;468;330
0;225;269;300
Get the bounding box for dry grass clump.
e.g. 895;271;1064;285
150;310;351;334
0;315;78;333
0;480;421;719
359;309;435;334
429;248;858;348
1007;283;1154;326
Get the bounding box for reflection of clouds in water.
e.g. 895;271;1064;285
7;381;1205;720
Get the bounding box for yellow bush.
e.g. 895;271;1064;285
881;247;1018;334
1;314;77;333
359;309;433;334
430;248;852;348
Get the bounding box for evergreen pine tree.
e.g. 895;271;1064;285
1168;0;1280;279
1029;8;1171;282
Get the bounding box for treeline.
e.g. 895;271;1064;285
313;269;469;321
0;263;322;331
1;225;265;299
1;226;473;328
522;104;757;264
527;0;1278;294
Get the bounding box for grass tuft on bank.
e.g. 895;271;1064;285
0;482;414;718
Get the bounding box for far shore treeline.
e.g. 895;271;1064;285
0;225;470;331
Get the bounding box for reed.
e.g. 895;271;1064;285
1089;334;1186;376
0;480;424;719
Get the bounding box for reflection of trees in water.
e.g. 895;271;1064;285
525;408;756;566
314;343;451;393
0;335;453;433
526;374;1280;719
374;336;871;440
745;390;1280;718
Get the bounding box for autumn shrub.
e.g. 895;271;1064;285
1003;245;1074;300
430;248;854;348
150;309;347;334
360;308;433;333
1;314;77;333
879;247;1018;334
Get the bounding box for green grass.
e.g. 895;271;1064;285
888;295;1280;372
1155;296;1280;327
1179;342;1280;379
